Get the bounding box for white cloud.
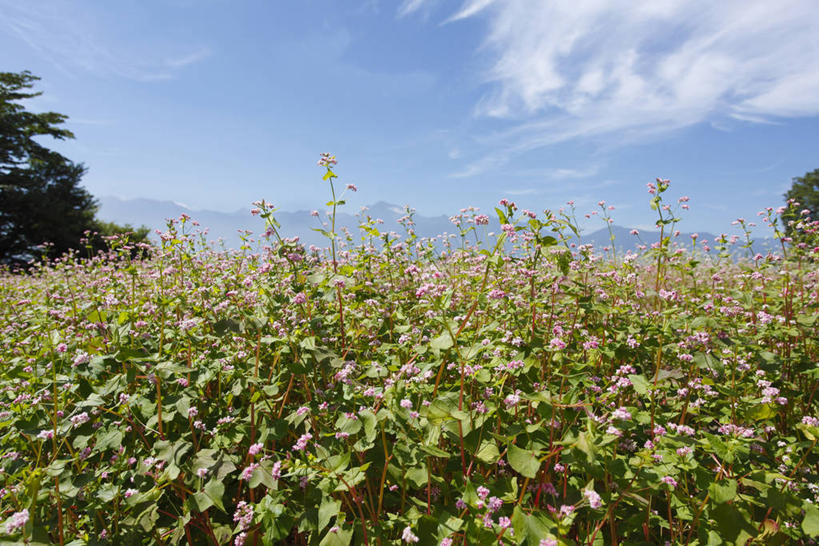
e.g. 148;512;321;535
406;0;819;172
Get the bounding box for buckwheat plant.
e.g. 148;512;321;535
0;157;818;544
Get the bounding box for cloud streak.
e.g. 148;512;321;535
0;0;211;81
406;0;819;173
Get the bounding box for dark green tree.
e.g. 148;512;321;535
0;71;148;264
783;169;819;237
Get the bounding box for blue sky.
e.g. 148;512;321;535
1;0;818;233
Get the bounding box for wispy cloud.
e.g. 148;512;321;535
502;176;617;197
505;188;538;196
0;1;211;81
508;166;600;180
405;0;819;172
398;0;429;17
162;47;213;70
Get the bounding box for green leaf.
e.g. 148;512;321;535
711;504;757;545
512;505;554;543
495;207;509;225
628;374;650;395
430;333;454;351
248;460;278;489
335;414;362;435
476;441;500;464
419;444;450;458
803;503;819;537
406;466;428;487
202;478;226;513
95;429;123;452
360;409;377;443
192;491;214;512
318;498;341;532
748;404;777;421
319;526;352;546
575;431;596;463
709;479;737;504
507;444;540;478
312;228;335;239
96;483;117;503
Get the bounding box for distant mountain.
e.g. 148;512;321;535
98;196;776;256
581;225;716;253
97;196;457;250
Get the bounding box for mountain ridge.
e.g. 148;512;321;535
98;195;771;254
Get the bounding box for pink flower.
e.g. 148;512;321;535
70;412;90;427
293;432;313;451
611;407;631;421
233;500;254;531
584;488;602;508
549;337;566;350
5;509;28;533
317;153;337;167
559;504;575;517
271;460;282;480
248;442;263;456
504;392;521;407
661;476;677;488
239;463;259;481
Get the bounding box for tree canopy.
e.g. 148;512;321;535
784;169;819;216
783;169;819;237
0;71;148;265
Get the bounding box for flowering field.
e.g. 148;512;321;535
2;162;819;545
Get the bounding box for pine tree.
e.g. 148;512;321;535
0;70;146;264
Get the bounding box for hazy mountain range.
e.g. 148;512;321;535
98;196;773;256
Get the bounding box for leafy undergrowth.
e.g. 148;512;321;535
2;166;819;545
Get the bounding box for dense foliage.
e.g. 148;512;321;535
784;169;819;238
0;71;149;265
2;160;819;545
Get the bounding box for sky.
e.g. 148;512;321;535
1;0;818;234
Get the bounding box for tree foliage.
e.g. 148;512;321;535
783;168;819;236
0;71;149;265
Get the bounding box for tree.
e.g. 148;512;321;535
783;169;819;237
0;71;148;265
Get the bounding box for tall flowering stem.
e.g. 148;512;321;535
318;153;348;348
